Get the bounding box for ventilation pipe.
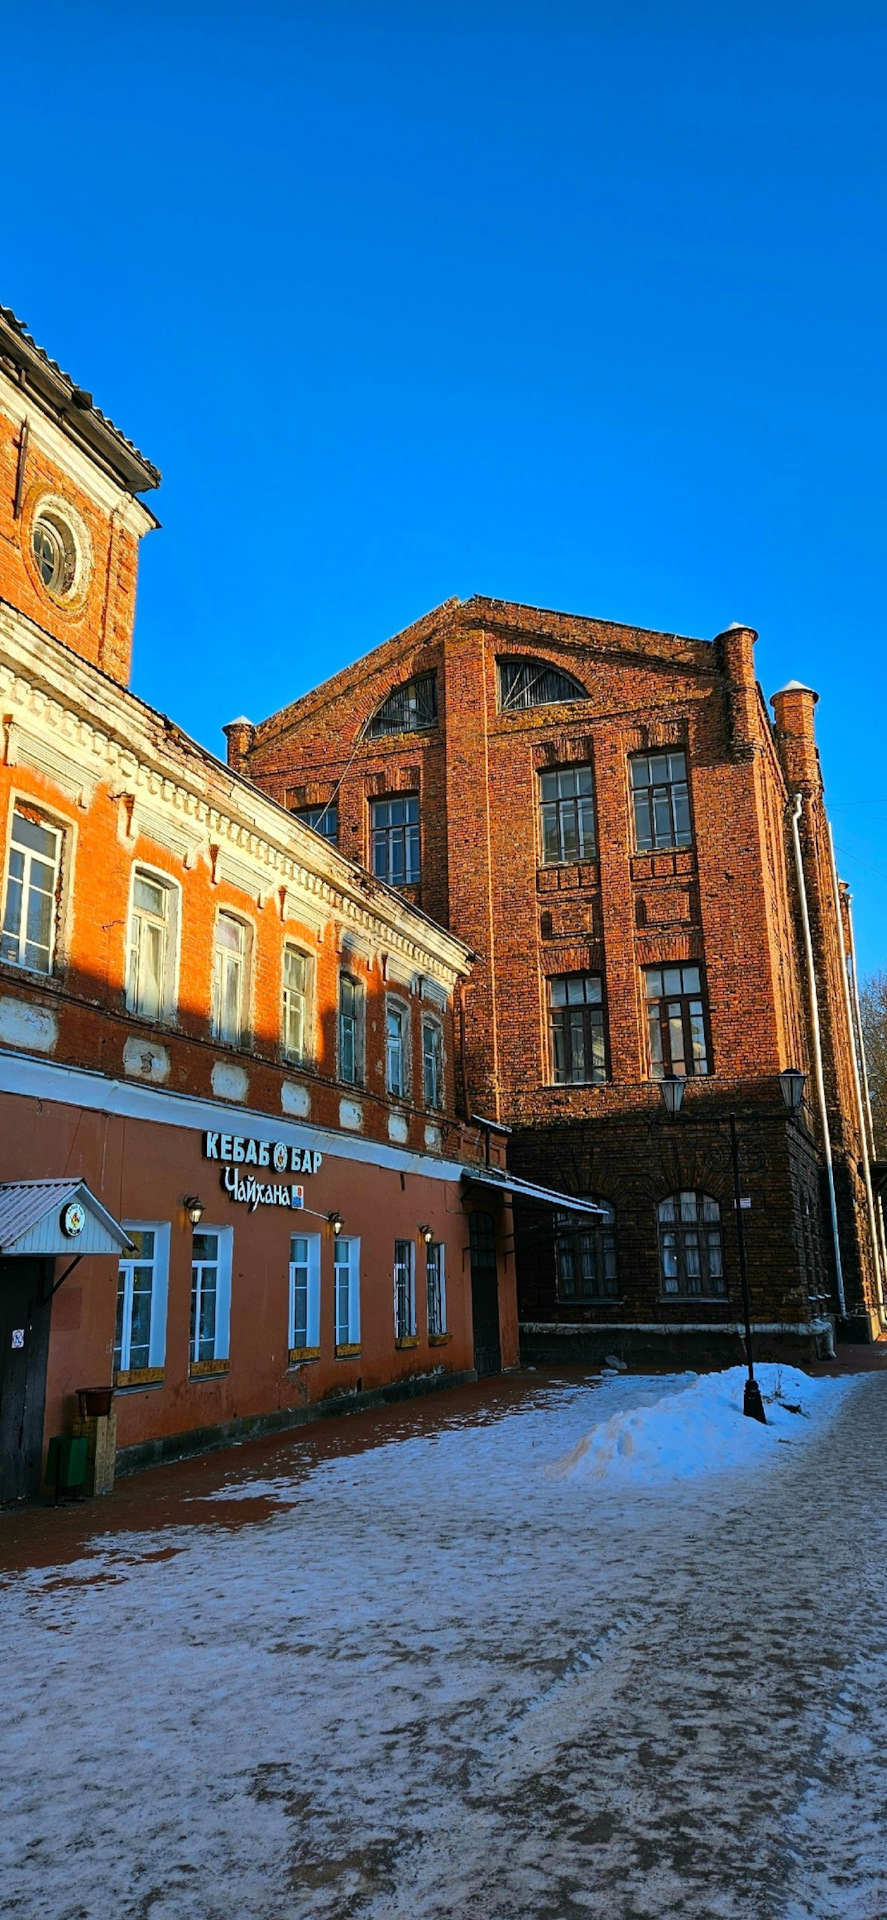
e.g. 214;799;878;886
826;825;884;1318
790;793;846;1316
844;883;887;1296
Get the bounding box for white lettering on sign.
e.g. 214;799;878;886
11;1328;24;1350
222;1166;305;1212
205;1131;321;1174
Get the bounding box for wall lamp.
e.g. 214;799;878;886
183;1195;205;1227
327;1210;344;1236
658;1075;686;1117
418;1224;434;1244
779;1067;806;1115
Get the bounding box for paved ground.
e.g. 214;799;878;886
1;1365;886;1920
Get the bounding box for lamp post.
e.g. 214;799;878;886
657;1075;808;1424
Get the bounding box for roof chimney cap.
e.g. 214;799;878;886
223;716;255;729
771;680;819;703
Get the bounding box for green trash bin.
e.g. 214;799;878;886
45;1435;88;1502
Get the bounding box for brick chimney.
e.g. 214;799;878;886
715;622;759;757
770;681;821;794
222;716;256;773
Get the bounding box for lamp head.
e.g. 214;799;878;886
184;1195;205;1227
779;1067;806;1115
418;1224;434;1244
658;1076;686;1118
328;1210;344;1236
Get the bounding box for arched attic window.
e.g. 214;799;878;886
497;658;587;712
366;672;437;738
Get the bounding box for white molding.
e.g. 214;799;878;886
4;715;97;809
0;376;156;536
280;887;328;936
519;1319;833;1336
132;803;204;869
0;1047;471;1182
212;846;274;906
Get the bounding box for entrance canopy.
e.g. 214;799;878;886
460;1169;605;1215
0;1180;133;1258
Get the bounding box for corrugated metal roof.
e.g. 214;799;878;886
460;1169;605;1215
0;1180;133;1256
0;304;161;493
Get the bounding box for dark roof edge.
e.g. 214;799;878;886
0;305;161;495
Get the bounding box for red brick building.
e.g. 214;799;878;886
2;312;617;1503
231;595;885;1365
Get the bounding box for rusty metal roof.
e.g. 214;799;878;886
0;304;161;495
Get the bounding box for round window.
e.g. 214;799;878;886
32;514;76;595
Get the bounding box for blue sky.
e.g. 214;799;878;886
4;1;886;970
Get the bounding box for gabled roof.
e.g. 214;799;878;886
0;304;161;495
0;1180;133;1257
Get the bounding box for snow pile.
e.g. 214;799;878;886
548;1363;851;1487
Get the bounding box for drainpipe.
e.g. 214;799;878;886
827;825;885;1318
844;884;887;1294
790;793;846;1316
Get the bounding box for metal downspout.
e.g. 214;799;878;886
844;885;887;1292
827;823;885;1317
790;793;846;1316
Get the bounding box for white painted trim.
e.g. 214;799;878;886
120;1219;170;1370
519;1319;835;1336
194;1223;232;1362
0;1048;469;1183
0;375;156;533
289;1231;321;1349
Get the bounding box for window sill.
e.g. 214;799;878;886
289;1346;321;1364
395;1335;419;1349
660;1295;728;1305
189;1359;229;1378
428;1332;452;1346
114;1367;164;1389
335;1343;361;1358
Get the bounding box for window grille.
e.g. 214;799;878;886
548;974;607;1084
394;1238;415;1338
630;751;692;851
367;674;437;738
426;1242;446;1334
644;964;709;1079
498;659;586;712
1;808;62;974
539;765;596;864
658;1192;725;1297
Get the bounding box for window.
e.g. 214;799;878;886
539;765;596;865
367;673;437;738
283;946;311;1063
127;870;175;1021
630;750;692;851
189;1228;232;1369
498;659;586;712
212;914;248;1046
422;1017;444;1109
114;1224;169;1383
289;1233;321;1356
548;974;607;1085
339;973;363;1084
394;1238;415;1339
295;802;338;846
645;964;709;1079
658;1193;725;1297
334;1237;361;1351
32;513;76;594
426;1242;446;1335
1;807;62;974
555;1201;618;1300
386;999;408;1098
371;796;420;887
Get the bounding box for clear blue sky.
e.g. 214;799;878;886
4;1;886;970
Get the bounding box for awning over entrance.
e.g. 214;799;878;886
460;1169;605;1215
0;1180;133;1258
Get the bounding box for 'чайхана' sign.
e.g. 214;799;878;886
204;1131;323;1213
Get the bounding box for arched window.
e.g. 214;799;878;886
498;658;587;712
366;673;437;738
658;1192;725;1298
555;1201;618;1301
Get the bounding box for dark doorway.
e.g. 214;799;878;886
0;1258;52;1504
469;1210;501;1377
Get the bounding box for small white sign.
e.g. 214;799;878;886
11;1328;24;1350
740;1197;752;1210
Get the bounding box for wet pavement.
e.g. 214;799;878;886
1;1362;886;1919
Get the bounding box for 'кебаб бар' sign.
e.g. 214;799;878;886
204;1131;322;1174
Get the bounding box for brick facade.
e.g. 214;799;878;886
236;596;885;1360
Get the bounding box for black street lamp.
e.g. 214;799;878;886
657;1077;790;1425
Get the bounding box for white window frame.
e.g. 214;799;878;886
426;1241;446;1335
339;972;364;1086
189;1225;233;1365
282;944;312;1064
385;994;410;1099
126;865;180;1022
212;912;250;1047
115;1221;170;1377
394;1238;416;1339
422;1016;444;1110
289;1232;321;1354
334;1236;361;1349
1;803;65;976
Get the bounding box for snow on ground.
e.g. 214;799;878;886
1;1366;885;1920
